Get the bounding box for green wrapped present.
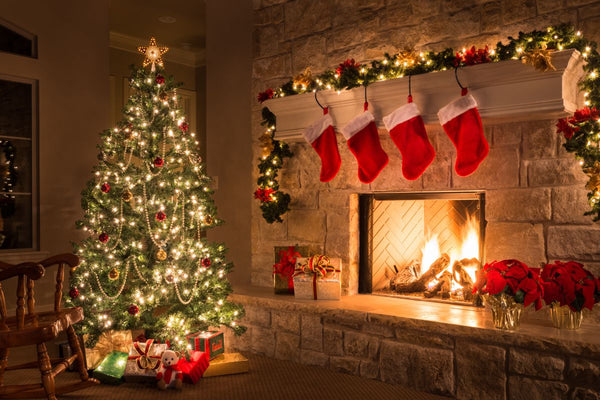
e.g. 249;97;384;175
186;331;224;360
93;351;128;385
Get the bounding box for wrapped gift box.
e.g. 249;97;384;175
187;331;224;360
293;256;342;300
176;350;210;384
124;339;167;383
84;330;134;370
273;246;321;295
203;353;248;377
93;351;128;385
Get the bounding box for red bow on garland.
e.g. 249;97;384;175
128;339;162;371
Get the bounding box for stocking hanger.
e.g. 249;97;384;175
454;66;466;90
314;90;325;109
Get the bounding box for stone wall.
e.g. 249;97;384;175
251;0;600;289
225;292;600;400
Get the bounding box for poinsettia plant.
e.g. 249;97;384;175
473;259;544;310
539;261;600;312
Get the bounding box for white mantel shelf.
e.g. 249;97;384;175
265;49;585;142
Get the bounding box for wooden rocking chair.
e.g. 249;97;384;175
0;254;98;399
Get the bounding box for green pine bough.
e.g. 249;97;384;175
257;23;600;222
70;65;245;349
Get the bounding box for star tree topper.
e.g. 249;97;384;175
137;37;169;71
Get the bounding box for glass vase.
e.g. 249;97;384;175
549;302;583;330
483;294;524;330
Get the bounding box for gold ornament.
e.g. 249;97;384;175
204;215;214;226
165;274;174;283
156;249;167;261
396;47;418;67
293;67;313;90
521;45;555;72
137;37;169;69
108;268;120;281
585;161;600;192
259;132;274;157
122;189;133;202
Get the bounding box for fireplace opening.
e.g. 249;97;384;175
359;192;486;305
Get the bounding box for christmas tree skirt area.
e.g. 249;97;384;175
4;352;447;400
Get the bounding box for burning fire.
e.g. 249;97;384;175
421;214;480;291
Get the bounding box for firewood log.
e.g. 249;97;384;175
392;253;450;293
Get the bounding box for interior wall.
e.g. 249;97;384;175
206;0;253;286
0;0;110;307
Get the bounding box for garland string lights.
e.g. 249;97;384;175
256;24;600;222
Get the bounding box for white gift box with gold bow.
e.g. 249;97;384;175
293;256;342;300
124;339;168;383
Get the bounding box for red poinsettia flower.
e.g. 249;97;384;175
573;107;599;123
258;88;274;103
474;259;544;309
556;118;578;139
254;187;275;202
486;269;508;295
336;58;360;76
540;260;599;312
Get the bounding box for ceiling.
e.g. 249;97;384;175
109;0;205;53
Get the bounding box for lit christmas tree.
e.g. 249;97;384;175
68;38;245;348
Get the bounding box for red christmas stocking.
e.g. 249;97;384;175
383;95;435;180
341;103;389;183
437;88;489;176
303;107;341;182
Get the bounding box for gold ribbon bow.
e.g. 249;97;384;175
128;339;162;371
294;255;337;278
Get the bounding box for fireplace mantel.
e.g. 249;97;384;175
265;49;585;142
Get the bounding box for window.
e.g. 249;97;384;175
0;18;37;58
0;76;37;250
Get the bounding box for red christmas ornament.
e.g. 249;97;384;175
153;157;164;167
155;211;167;221
155;74;165;85
201;258;211;267
179;121;189;132
69;288;79;299
101;183;110;193
99;232;109;243
128;304;140;315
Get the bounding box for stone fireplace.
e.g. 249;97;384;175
358;191;484;304
242;1;600;398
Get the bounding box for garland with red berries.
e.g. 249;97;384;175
256;24;600;222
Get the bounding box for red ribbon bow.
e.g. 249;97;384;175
273;246;300;290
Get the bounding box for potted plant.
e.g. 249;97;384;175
473;259;544;330
539;261;600;329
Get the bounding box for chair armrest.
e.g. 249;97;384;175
0;262;45;282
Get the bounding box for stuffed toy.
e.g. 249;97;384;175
156;349;183;390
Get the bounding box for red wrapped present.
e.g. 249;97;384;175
186;331;224;360
176;351;210;384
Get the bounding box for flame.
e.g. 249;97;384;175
460;215;479;261
419;214;481;294
420;234;441;275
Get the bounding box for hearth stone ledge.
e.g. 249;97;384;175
224;285;600;399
